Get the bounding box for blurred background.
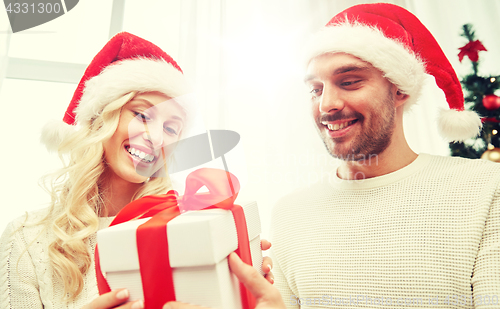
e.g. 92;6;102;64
1;0;500;237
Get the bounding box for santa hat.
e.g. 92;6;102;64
41;32;191;151
304;3;482;142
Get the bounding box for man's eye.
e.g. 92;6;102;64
310;88;322;96
340;80;361;87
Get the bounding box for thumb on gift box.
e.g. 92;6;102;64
163;253;285;309
227;253;286;309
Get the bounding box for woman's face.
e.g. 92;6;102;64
103;92;186;184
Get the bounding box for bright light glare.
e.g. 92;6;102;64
223;18;303;92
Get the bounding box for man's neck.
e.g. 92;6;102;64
336;137;417;180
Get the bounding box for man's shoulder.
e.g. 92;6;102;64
426;154;500;177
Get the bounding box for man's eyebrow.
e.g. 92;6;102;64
304;65;370;83
304;74;316;83
333;65;370;75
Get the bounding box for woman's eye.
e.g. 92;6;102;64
134;112;151;121
164;126;178;135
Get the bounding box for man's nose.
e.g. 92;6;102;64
319;86;345;113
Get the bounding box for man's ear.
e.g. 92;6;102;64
393;85;409;108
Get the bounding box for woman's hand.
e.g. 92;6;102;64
83;289;144;309
261;239;274;284
163;252;285;309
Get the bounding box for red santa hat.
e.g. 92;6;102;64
304;3;482;142
41;32;191;151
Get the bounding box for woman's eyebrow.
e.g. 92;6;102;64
129;98;154;107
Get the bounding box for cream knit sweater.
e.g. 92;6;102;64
271;154;500;309
0;209;113;309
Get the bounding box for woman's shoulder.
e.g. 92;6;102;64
1;207;53;245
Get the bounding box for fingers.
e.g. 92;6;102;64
262;256;274;284
261;239;274;284
83;289;144;309
83;289;129;309
265;272;275;285
228;252;271;299
262;256;273;273
261;239;272;251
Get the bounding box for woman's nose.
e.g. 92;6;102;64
143;124;164;149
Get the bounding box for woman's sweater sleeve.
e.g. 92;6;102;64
0;219;44;309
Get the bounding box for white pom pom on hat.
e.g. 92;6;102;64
304;3;482;142
41;32;191;151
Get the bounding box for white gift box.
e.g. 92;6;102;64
97;200;262;309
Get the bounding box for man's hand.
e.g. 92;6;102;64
163;252;285;309
261;239;274;284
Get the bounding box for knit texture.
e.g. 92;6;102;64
0;209;113;309
271;154;500;309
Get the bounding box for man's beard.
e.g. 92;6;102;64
316;91;395;162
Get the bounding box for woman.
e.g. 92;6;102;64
0;32;272;309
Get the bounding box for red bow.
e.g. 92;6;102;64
95;168;255;309
458;40;487;62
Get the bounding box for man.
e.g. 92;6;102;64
270;3;499;309
162;3;499;309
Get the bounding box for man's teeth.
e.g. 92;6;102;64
127;147;155;163
327;120;356;131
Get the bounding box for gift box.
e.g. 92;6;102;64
96;199;262;309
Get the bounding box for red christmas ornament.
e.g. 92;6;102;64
458;40;487;62
482;94;500;111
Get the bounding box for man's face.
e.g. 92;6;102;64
304;53;397;161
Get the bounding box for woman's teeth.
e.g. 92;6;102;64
327;120;356;131
127;147;154;163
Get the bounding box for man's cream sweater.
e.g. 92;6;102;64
271;154;500;308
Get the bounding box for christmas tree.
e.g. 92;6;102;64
449;24;500;162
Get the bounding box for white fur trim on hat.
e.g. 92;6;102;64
438;108;482;142
40;120;76;152
304;23;427;110
75;57;192;125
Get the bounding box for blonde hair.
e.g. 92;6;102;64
41;92;173;301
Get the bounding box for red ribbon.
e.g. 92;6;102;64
95;168;255;309
458;40;487;62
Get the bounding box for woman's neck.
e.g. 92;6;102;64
100;171;143;216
